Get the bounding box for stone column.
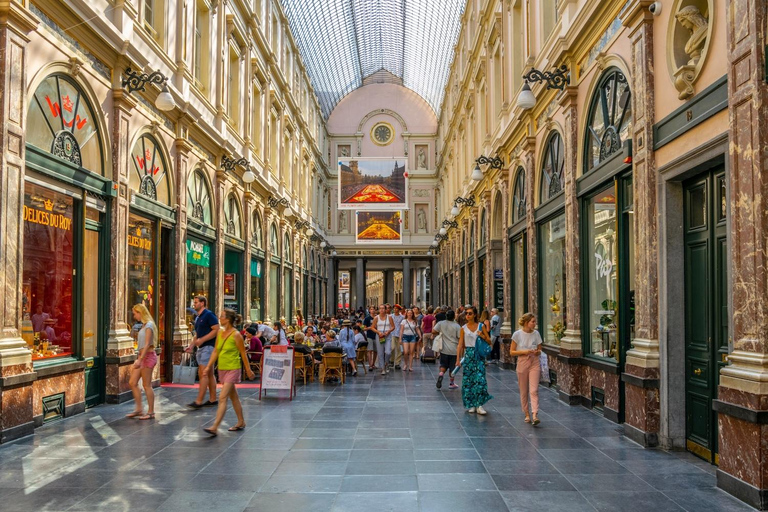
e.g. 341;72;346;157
214;169;227;312
355;258;365;310
430;257;438;307
621;0;661;448
243;191;255;322
402;257;412;307
104;89;139;404
0;2;37;442
556;86;583;405
326;257;336;315
171;134;192;366
263;208;274;322
523;135;538;318
714;2;768;508
499;176;514;367
384;270;394;304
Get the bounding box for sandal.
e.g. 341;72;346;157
203;427;218;437
524;416;531;423
138;413;155;420
125;411;143;418
532;416;541;426
228;425;246;432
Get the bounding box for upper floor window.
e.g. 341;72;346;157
144;0;165;47
228;47;241;130
130;134;171;205
584;68;632;173
186;170;213;226
193;2;211;92
540;132;565;204
512;167;526;223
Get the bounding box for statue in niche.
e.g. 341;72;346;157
338;145;350;158
417;147;427;169
417;207;427;233
338;211;347;232
673;5;709;100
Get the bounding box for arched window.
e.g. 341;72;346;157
283;234;292;262
129;134;171;205
310;250;316;273
479;209;487;247
269;223;279;255
302;246;308;269
584;68;632;173
461;232;467;259
252;212;263;249
469;221;475;253
26;74;104;173
512;167;526;223
540;132;565;204
186;170;213;225
223;193;242;238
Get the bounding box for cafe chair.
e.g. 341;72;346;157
355;346;368;375
320;353;345;384
246;351;262;378
294;351;313;385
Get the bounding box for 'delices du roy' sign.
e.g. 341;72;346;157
23;201;72;231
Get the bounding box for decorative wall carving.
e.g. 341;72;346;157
667;0;712;100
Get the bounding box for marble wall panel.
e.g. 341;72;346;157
32;371;85;417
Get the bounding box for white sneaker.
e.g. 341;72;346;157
477;406;487;415
467;407;476;413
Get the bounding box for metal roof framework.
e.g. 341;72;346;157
280;0;465;118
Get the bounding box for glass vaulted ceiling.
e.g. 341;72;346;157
280;0;466;118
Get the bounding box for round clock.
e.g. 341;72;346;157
371;122;394;146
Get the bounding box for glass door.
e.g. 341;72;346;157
83;217;104;407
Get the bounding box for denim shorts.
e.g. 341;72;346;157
401;334;417;344
196;345;214;366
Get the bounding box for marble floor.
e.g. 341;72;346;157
0;362;755;512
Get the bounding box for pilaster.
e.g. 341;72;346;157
171;135;192;364
522;135;538;319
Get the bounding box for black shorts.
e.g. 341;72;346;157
439;353;457;370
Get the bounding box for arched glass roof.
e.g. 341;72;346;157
280;0;465;118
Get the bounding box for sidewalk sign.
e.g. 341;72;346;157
259;345;296;400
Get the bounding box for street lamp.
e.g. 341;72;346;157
439;226;447;236
320;241;327;249
221;155;254;183
517;64;570;111
451;196;476;216
472;155;504;181
267;196;290;208
122;67;176;111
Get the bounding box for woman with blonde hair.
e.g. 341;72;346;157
126;304;158;420
510;312;543;425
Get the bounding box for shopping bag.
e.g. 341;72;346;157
432;333;443;353
173;352;198;384
539;351;551;384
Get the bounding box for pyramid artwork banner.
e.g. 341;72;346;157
338;157;408;210
355;211;402;244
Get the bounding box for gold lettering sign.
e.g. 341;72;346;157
127;233;152;251
23;205;72;231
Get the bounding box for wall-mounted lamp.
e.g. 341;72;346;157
295;220;312;235
267;196;290;209
451;196;476;217
122;67;175;111
221;155;255;184
516;64;570;110
472;155;504;181
439;219;459;235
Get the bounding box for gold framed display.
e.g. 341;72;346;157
370;122;395;146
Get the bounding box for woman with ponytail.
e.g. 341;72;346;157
510;312;543;425
202;309;255;436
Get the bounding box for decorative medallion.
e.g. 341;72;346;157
51;131;82;166
139;175;158;200
193;202;204;221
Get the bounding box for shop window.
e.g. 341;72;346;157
512;167;526;223
585;187;618;359
22;183;75;360
27;74;103;173
540;132;565;204
283;268;292;321
250;258;263;320
539;213;566;345
269;264;279;320
186;170;213;225
186;237;212;327
130;134;171;205
128;214;156;334
224;193;243;238
283;234;292;263
584;69;632;173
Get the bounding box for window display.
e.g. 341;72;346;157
512;236;526;323
586;187;618;359
186;238;212;328
22;183;75;360
128;214;156;333
250;258;263;320
269;265;279;320
539;213;566;345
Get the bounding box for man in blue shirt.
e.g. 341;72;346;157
187;295;220;409
489;308;503;364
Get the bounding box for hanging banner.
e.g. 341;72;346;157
259;346;295;400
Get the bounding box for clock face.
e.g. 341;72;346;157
371;123;394;146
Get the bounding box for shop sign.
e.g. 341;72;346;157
494;280;504;309
186;239;210;267
224;273;236;300
23;202;72;231
251;259;262;277
127;227;152;251
493;269;503;280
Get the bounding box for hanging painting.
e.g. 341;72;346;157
355;211;402;244
338;157;408;210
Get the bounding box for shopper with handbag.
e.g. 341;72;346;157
201;309;255;436
510;312;543;425
126;304;158;420
456;306;493;415
399;308;422;372
373;304;395;376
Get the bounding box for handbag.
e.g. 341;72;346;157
474;327;492;359
539;351;551;384
173;352;197;385
432;333;443;353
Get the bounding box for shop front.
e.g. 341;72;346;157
223;193;245;317
127;133;176;383
185;169;216;329
509;167;528;325
250;212;265;321
268;223;280;321
283;234;293;322
23;73;112;418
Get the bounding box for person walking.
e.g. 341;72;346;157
399;308;422;372
364;306;378;369
126;304;158;420
489;308;504;364
201;309;255;436
373;304;395;375
434;309;461;390
510;313;543;425
456;306;493;415
421;306;436;359
390;305;405;370
339;319;357;376
187;295;220;409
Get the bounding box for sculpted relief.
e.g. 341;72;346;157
668;1;711;100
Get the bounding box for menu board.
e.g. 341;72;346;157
259;346;295;400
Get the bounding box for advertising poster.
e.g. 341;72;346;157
339;271;350;290
355;211;402;244
224;273;236;300
338;158;408;210
260;346;294;393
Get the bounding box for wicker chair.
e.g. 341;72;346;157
355;346;368;375
321;353;345;384
246;351;262;377
294;351;313;385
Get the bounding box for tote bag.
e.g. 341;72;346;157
539;351;551;384
474;327;492;359
432;333;443;353
173;352;198;385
